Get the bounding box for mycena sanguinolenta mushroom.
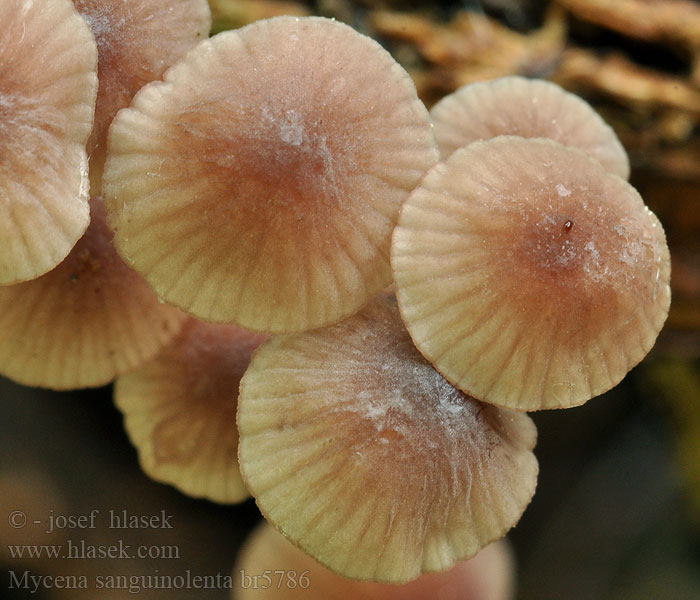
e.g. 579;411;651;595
429;76;630;178
0;197;185;389
103;16;438;333
392;136;670;411
72;0;211;192
115;318;265;504
237;296;537;582
0;0;97;284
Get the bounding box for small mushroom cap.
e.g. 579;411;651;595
103;16;438;333
233;520;516;600
0;0;97;284
430;76;630;179
115;318;265;504
392;136;671;411
73;0;211;188
0;197;186;390
237;296;537;583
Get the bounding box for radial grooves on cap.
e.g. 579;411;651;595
235;520;516;600
0;198;186;389
73;0;211;163
0;0;97;284
238;297;538;583
115;319;264;503
430;76;630;178
392;136;671;411
104;16;438;332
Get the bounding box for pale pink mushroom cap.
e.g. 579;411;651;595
0;197;186;390
103;16;438;333
430;76;630;179
73;0;211;189
115;318;265;504
0;0;97;284
392;136;671;411
237;296;537;583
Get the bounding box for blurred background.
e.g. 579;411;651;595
2;0;700;598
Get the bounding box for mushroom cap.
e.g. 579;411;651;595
0;197;186;390
430;76;630;179
392;136;671;411
237;296;537;583
103;16;438;333
0;0;97;284
233;520;516;600
115;318;265;504
73;0;211;188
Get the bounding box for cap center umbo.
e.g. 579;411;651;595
523;213;588;273
187;102;351;230
498;201;619;313
345;333;488;458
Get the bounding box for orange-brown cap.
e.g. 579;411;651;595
103;16;438;333
392;136;671;411
73;0;211;187
233;520;516;600
430;76;630;178
0;197;186;389
237;296;537;583
0;0;97;284
115;318;265;504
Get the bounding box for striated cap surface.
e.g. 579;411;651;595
238;296;537;582
103;16;438;332
392;136;671;411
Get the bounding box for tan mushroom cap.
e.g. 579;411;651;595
0;0;97;285
103;16;438;333
237;296;537;583
115;318;265;504
0;197;186;390
430;76;630;179
392;136;671;412
73;0;211;190
233;520;516;600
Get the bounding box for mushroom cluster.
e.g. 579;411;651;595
393;76;670;413
0;0;210;388
1;4;671;592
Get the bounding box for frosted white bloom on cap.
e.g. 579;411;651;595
392;136;670;411
238;296;537;582
103;16;438;333
73;0;211;171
